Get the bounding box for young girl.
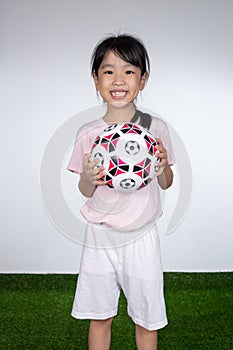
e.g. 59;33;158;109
68;34;175;350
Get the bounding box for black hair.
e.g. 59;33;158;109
91;34;152;129
91;34;150;77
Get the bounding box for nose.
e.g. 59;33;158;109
113;72;125;86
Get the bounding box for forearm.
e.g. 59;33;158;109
157;164;173;190
78;174;96;198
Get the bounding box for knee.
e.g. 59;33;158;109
136;323;157;336
90;316;114;329
135;324;158;349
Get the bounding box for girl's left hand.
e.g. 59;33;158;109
155;138;168;176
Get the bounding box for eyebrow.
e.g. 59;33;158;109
100;63;134;70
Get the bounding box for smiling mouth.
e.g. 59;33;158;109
110;91;128;99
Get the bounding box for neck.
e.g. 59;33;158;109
103;103;136;124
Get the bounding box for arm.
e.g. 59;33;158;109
155;138;174;190
78;153;107;198
157;163;173;189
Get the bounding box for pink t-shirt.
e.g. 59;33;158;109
67;115;175;232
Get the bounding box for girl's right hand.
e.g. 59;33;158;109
82;153;107;187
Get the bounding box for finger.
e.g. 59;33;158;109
89;157;103;169
155;166;165;177
89;166;105;178
155;142;167;160
155;158;165;169
91;171;103;180
84;153;91;162
155;145;163;156
91;167;106;179
97;166;106;173
95;179;108;186
156;144;165;153
155;138;163;148
159;151;167;159
83;153;91;168
92;172;108;186
84;156;102;173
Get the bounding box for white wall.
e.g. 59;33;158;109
1;0;233;272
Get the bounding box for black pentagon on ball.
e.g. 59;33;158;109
125;140;140;155
104;124;118;132
93;152;104;166
120;178;136;189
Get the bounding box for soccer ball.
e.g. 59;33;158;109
91;122;160;192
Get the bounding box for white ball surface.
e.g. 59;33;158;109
91;123;159;192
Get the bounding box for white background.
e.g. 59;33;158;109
1;0;232;272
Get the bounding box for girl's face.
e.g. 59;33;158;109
93;50;147;108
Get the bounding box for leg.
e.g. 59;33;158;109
88;317;114;350
135;324;158;350
121;226;167;349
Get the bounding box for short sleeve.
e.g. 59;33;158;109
67;119;107;174
150;117;175;166
67;128;87;174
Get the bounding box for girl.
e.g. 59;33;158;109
68;34;175;350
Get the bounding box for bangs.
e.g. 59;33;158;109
110;38;145;70
91;34;150;76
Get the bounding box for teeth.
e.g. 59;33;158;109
111;91;126;97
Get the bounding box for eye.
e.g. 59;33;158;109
125;70;135;75
104;70;113;75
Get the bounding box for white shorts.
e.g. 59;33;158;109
71;223;168;331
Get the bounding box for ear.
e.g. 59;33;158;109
92;72;99;90
139;73;148;91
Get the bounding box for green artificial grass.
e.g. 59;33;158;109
0;273;232;349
